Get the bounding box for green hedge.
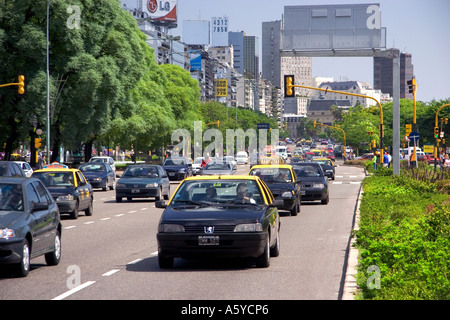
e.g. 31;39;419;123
355;172;449;299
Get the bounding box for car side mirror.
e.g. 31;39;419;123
31;202;49;212
155;200;167;208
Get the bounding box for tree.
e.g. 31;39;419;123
0;0;148;163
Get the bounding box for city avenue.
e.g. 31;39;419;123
0;160;364;300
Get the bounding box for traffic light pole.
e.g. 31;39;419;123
434;103;450;171
286;81;384;164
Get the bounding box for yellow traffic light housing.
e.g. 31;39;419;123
407;77;416;94
216;120;220;127
313;121;316;127
434;126;440;138
34;138;42;149
18;75;25;94
284;75;295;97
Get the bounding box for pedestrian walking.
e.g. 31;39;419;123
372;154;377;171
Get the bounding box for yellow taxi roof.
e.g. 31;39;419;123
34;168;79;173
249;164;293;169
183;175;258;181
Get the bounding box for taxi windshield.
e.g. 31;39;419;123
33;171;74;187
171;180;263;205
79;163;106;172
249;168;292;183
314;159;332;166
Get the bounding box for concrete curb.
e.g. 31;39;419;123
341;170;364;300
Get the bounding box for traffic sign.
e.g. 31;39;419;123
408;131;420;143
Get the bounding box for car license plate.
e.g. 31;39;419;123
131;189;140;193
301;191;306;195
198;236;219;246
169;172;175;176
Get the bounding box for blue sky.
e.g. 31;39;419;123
171;0;450;102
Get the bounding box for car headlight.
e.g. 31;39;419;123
312;183;325;188
281;191;294;198
159;224;185;233
146;183;159;188
57;194;74;201
326;169;333;173
93;177;103;181
234;223;263;232
0;228;15;240
179;168;186;173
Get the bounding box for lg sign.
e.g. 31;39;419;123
148;0;172;13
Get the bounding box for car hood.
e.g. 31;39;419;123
118;177;161;184
0;210;25;228
263;182;296;193
81;171;107;179
161;205;266;223
297;176;327;184
45;186;77;197
163;165;187;170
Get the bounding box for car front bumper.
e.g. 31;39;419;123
157;232;268;259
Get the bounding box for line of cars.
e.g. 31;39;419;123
0;156;116;276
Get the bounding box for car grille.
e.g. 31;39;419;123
184;225;236;233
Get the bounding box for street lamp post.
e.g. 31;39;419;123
46;0;51;164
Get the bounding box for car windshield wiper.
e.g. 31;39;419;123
172;200;211;207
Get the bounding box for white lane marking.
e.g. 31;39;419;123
52;281;96;300
333;181;343;184
100;217;111;221
115;214;125;217
64;226;76;230
84;221;94;225
128;258;143;265
140;208;148;211
128;210;137;213
102;269;120;277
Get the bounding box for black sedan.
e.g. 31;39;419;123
162;157;192;181
0;177;61;277
78;162;115;191
248;164;301;216
291;162;329;204
115;165;170;202
155;175;280;268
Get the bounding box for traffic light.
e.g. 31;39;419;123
284;75;295;97
216;120;220;127
313;121;316;127
18;75;25;94
434;127;440;138
34;138;42;149
407;77;415;94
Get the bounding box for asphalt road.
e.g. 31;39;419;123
0;160;364;301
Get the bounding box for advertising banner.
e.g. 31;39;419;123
121;0;177;23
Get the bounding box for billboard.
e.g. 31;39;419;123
189;50;202;72
121;0;177;25
211;16;229;47
282;3;385;51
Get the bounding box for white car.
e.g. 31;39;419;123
192;157;204;175
89;156;116;172
235;151;248;164
14;161;33;177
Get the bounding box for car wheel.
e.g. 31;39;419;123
290;202;298;216
69;200;79;219
127;197;132;201
321;196;329;205
270;230;280;257
255;236;270;268
45;230;61;266
158;252;174;269
85;198;93;216
163;186;170;200
116;197;122;203
15;239;31;277
109;181;114;190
